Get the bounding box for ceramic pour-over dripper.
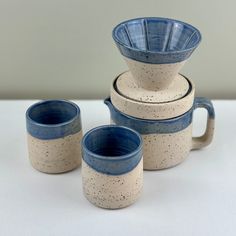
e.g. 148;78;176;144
113;17;201;90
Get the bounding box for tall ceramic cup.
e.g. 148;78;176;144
82;125;143;209
113;17;201;90
105;97;215;170
26;100;82;173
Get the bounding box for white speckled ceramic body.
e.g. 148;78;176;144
82;158;143;209
111;72;195;120
124;57;186;90
110;119;214;170
108;70;215;170
109;119;191;169
142;125;192;169
116;71;189;103
27;131;82;173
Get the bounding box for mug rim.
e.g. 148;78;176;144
26;99;80;127
105;97;195;135
106;97;194;123
82;125;143;162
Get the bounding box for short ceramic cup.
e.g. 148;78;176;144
112;17;201;90
26;100;82;174
105;97;215;170
82;125;143;209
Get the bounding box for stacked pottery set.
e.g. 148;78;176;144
25;17;215;210
105;17;215;170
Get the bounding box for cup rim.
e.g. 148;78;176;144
112;17;202;55
82;125;143;162
26;99;80;127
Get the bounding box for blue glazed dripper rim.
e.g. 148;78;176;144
112;17;202;64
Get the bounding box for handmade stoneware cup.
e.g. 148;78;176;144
112;17;201;90
26;100;82;173
105;97;215;170
82;125;143;209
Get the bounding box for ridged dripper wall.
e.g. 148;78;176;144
112;17;201;90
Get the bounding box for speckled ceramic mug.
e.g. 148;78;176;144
105;97;215;170
26;100;82;173
113;17;201;90
82;125;143;209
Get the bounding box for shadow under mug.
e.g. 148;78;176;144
104;97;215;170
82;125;143;209
26;100;82;174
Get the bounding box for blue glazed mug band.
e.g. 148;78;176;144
82;125;143;175
26;100;82;140
104;97;215;135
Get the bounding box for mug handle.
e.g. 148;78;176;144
191;97;215;150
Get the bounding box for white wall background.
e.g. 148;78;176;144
0;0;235;99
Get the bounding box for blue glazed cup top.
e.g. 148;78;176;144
26;100;81;140
82;125;143;175
112;17;201;64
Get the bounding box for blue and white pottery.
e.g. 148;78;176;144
26;100;82;173
113;17;201;90
82;125;143;209
104;97;215;170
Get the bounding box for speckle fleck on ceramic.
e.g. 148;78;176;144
28;131;82;173
82;159;143;209
125;57;186;90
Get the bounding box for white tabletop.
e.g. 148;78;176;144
0;100;235;236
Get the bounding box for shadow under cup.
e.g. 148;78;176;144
82;125;143;209
26;100;82;174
